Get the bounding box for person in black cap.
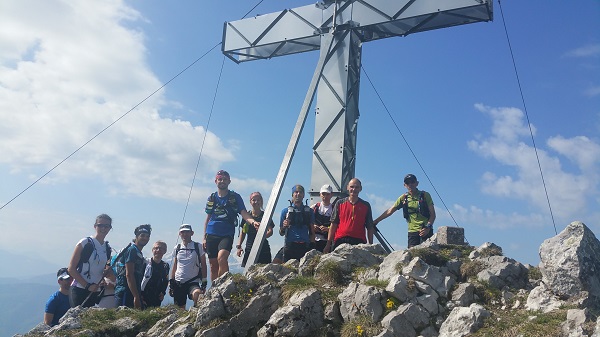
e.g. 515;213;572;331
373;174;436;248
272;184;316;263
43;267;71;326
203;170;259;281
115;224;151;309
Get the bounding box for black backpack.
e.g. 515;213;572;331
401;191;431;220
77;237;111;278
205;191;241;227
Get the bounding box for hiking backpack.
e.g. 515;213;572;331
205;191;241;228
286;203;312;227
175;242;203;282
77;237;112;278
401;191;431;221
110;242;132;278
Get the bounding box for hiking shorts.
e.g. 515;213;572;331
70;286;100;308
172;281;200;307
333;236;366;251
408;228;433;248
205;234;233;259
274;242;310;263
241;241;272;267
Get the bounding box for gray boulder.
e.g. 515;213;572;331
339;282;385;322
438;303;490;337
257;288;323;337
539;221;600;308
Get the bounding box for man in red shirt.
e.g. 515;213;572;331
323;178;374;253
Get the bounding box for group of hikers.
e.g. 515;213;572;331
44;170;436;326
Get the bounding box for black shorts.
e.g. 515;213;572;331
70;286;99;308
172;281;200;307
241;241;272;267
407;228;433;248
274;242;310;263
333;236;366;250
205;234;234;259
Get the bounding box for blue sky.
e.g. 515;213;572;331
1;0;599;278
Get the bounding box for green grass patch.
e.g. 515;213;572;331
460;260;485;281
471;308;571;337
340;315;381;337
317;260;344;285
363;278;388;289
410;247;449;267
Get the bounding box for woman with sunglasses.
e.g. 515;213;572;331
67;213;115;307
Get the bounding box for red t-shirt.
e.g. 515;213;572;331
331;197;374;242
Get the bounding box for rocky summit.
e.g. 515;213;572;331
17;221;600;337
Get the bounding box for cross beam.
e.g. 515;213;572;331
222;0;493;272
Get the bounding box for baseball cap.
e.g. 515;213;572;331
404;174;417;183
320;184;333;193
57;267;70;280
216;170;230;179
179;224;193;232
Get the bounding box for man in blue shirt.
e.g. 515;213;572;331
273;184;316;263
203;170;259;281
115;224;151;309
44;267;71;326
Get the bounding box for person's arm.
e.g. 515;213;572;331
265;221;274;238
323;222;338;253
159;263;169;300
43;312;54;326
373;206;398;226
67;240;99;292
200;253;208;293
236;228;246;257
170;251;177;280
240;210;259;227
420;202;436;236
202;213;211;250
366;203;375;244
67;241;85;287
124;253;141;309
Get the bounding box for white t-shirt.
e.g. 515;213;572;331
312;202;333;241
74;237;109;288
174;241;204;283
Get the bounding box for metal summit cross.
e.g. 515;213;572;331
222;0;493;271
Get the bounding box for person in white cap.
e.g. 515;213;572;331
312;184;334;252
44;267;71;326
170;224;207;309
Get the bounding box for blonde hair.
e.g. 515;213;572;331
153;240;167;252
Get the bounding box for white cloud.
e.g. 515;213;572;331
584;85;600;97
0;1;236;203
563;43;600;58
469;104;600;222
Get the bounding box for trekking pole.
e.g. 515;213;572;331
374;226;394;254
282;200;293;262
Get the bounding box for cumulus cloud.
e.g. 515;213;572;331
468;104;600;222
0;1;234;203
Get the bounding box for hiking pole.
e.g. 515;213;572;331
374;226;394;254
282;200;293;262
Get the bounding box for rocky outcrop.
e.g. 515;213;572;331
17;221;600;337
537;221;600;309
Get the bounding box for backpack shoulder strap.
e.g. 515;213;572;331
194;242;202;263
105;241;111;261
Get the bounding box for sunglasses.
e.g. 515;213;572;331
95;224;112;229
